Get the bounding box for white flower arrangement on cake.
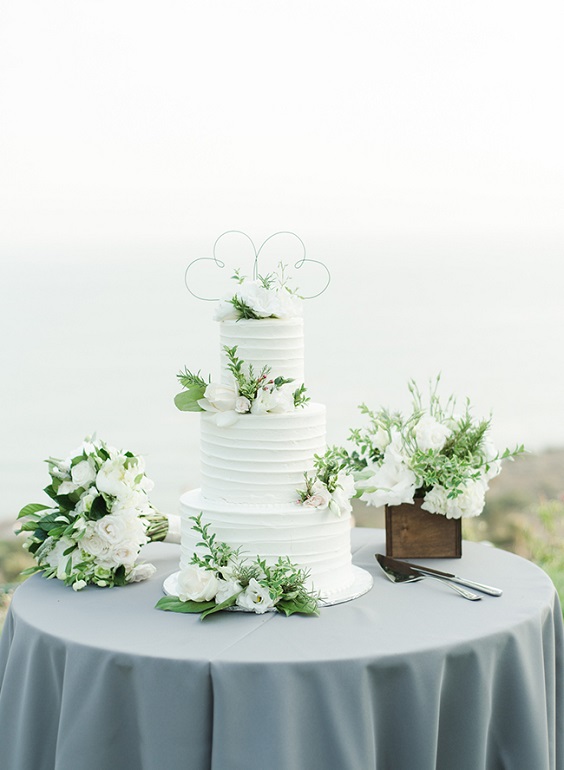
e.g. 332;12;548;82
335;379;524;519
214;265;302;321
156;515;319;618
17;437;169;589
174;345;309;427
297;452;356;517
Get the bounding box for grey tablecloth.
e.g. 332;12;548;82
0;529;562;770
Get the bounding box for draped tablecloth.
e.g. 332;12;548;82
0;529;562;770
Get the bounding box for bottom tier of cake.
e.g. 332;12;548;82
179;489;357;600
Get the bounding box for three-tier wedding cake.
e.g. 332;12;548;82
173;252;372;606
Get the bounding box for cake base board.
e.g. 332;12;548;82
162;566;373;611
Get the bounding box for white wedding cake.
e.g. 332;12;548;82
176;265;371;603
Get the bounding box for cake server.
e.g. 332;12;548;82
376;554;482;601
381;555;503;597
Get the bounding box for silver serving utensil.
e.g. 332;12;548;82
390;557;503;597
376;554;482;601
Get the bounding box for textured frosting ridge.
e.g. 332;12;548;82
220;318;304;384
200;404;326;503
180;489;354;599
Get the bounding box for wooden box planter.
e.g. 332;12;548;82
385;499;462;559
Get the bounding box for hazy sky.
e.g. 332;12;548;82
1;1;563;521
1;1;563;247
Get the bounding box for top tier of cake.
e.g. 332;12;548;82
219;317;304;385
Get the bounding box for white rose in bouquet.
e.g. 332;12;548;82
236;578;276;614
444;477;488;519
421;485;449;516
70;459;97;488
177;565;219;602
414;416;452;452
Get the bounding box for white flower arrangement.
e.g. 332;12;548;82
156;515;319;618
214;265;302;322
174;345;309;426
17;437;169;589
336;379;524;520
297;452;356;517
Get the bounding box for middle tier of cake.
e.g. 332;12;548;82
200;402;326;504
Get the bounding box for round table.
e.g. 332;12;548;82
0;529;562;770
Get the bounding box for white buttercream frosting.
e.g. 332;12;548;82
200;403;326;503
220;318;305;384
179;490;355;599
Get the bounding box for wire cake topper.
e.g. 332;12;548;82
184;230;331;301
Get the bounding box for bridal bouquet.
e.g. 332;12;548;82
17;437;169;590
337;379;524;519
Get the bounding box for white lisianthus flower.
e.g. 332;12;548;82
415;416;452;452
359;457;418;508
384;430;408;464
177;565;219;602
236;578;276;614
251;385;294;415
128;563;157;582
482;437;502;481
73;579;87;591
373;427;391;452
421;485;449;516
329;471;356;516
215;578;243;604
235;396;252;414
444;477;488;519
96;458;129;498
71;459;97;488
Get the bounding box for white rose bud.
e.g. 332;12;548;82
235;396;252;414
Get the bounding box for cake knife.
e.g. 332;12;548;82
378;554;503;596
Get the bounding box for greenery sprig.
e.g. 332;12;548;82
155;514;319;619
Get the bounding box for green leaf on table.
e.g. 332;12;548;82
17;503;52;520
155;596;216;613
276;596;320;617
200;594;238;619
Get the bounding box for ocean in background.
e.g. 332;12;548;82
2;235;563;527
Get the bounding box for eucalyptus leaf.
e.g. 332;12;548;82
174;387;206;412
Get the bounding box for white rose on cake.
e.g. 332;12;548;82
215;578;243;604
303;480;332;510
251;384;294;415
177;565;219;602
330;471;356;516
199;382;238;413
